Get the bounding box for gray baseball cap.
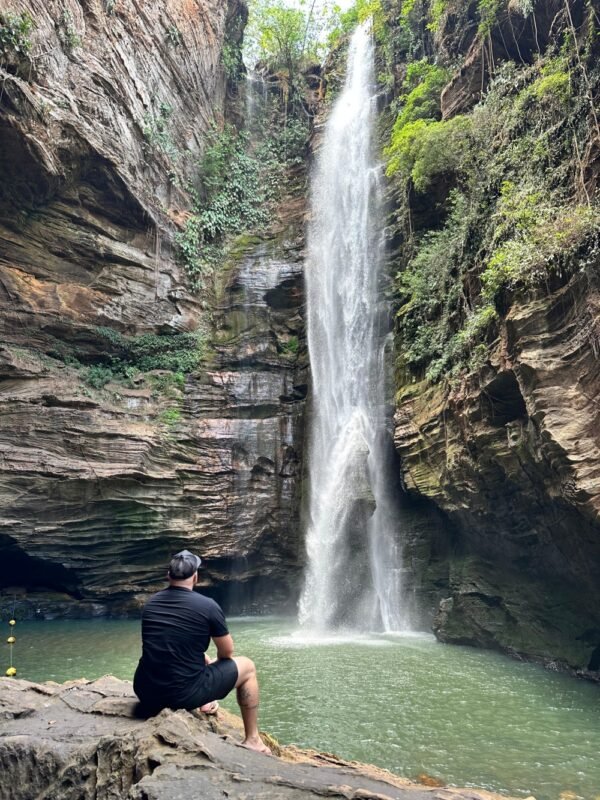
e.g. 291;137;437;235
168;550;202;579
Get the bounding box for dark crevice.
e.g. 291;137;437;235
481;370;527;427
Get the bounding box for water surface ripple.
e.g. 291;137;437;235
12;617;600;800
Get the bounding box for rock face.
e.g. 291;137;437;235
0;0;307;615
0;675;518;800
384;0;600;674
394;233;600;675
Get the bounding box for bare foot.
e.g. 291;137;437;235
241;735;271;754
199;700;219;715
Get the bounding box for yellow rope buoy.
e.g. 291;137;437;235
6;601;17;677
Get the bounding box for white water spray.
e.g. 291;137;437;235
299;22;409;633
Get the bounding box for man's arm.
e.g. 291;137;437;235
212;633;234;660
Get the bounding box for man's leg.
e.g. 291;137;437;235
232;656;270;754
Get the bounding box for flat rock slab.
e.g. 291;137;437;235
0;677;520;800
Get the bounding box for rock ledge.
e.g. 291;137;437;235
0;676;519;800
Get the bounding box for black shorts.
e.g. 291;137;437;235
185;658;239;709
134;658;239;715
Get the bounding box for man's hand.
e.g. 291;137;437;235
212;634;234;660
205;653;214;665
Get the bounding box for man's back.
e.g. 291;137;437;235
133;549;269;752
135;585;228;709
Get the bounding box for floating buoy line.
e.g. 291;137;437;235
6;596;17;677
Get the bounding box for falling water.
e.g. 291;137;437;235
299;22;409;633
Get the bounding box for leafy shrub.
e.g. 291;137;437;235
143;102;178;161
159;407;182;426
396;190;470;371
92;327;205;374
83;364;115;389
532;68;571;103
0;10;33;61
385;62;460;188
386;115;471;191
279;335;299;355
481;182;600;300
175;116;307;291
394;60;450;130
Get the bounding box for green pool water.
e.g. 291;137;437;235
5;617;599;800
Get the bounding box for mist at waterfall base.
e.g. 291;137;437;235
300;22;408;634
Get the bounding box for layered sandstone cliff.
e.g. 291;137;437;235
0;0;307;615
386;0;600;674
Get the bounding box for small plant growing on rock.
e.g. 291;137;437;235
166;25;182;47
0;10;34;68
159;407;182;426
279;335;299;356
142;102;179;161
57;10;81;52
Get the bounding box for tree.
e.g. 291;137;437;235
244;0;328;76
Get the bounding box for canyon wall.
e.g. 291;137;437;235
0;0;307;616
383;0;600;674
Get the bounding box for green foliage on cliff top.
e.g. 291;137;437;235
245;0;332;86
384;0;600;385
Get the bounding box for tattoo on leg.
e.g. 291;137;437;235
239;685;251;702
238;685;258;708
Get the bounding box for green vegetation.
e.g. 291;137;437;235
328;0;385;47
382;0;600;385
530;57;571;104
481;182;600;301
221;39;243;81
58;9;81;51
92;328;205;373
0;10;33;60
279;335;299;356
385;62;461;189
142;102;178;161
159;407;182;426
477;0;501;36
53;328;205;392
175;116;308;292
427;0;447;32
166;24;182;47
175;126;269;291
245;0;331;97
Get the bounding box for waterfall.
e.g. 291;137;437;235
299;22;409;633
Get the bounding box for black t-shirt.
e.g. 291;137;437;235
134;586;229;709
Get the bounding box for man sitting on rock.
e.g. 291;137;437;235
134;549;270;754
